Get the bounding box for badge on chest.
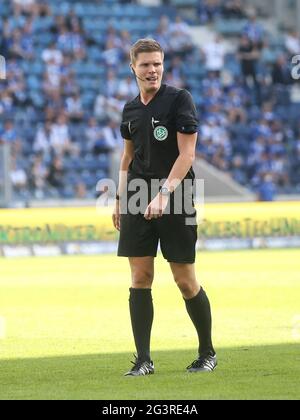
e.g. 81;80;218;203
152;117;168;141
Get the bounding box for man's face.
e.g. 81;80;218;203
132;51;164;93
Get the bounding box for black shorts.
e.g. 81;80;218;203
117;181;197;264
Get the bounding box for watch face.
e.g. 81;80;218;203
160;187;169;195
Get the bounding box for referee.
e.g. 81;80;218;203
112;39;217;376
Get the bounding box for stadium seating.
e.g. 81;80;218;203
0;0;299;201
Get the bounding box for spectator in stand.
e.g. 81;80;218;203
248;136;267;168
46;91;64;117
30;153;49;198
105;70;120;98
119;30;132;60
237;34;261;103
154;16;171;56
75;181;87;199
230;155;248;185
257;173;277;201
117;76;138;101
197;0;221;24
270;152;289;187
85;117;105;152
164;71;185;89
243;10;265;49
102;39;122;67
94;93;109;123
0;90;16;117
221;0;246;19
65;8;84;34
65;92;84;123
70;22;86;60
33;121;52;157
170;15;191;38
47;156;65;194
10;156;28;196
42;58;62;98
88;119;119;154
285;29;300;58
200;116;231;153
61;71;78;97
5;59;27;106
9;29;34;60
102;119;123;150
42;42;63;66
290;139;300;187
169;56;185;80
201;34;226;77
104;25;122;50
52;15;65;36
270;120;285;144
60;55;73;79
224;86;247;123
6;57;24;80
49;114;79;156
21;20;35;59
57;25;73;55
272;54;293;86
0;120;22;154
94;94;124;124
168;16;194;57
12;0;39;16
272;54;293;105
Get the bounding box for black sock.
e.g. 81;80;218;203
129;288;153;363
184;288;215;357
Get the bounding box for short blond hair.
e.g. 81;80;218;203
130;38;164;65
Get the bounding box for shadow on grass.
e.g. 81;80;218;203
0;343;299;400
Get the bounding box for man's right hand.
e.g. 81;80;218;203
112;200;121;231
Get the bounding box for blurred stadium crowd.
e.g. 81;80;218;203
0;0;300;201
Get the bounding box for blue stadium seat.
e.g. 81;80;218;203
261;48;280;64
27;76;41;90
0;3;9;17
81;92;96;109
117;64;131;78
224;54;241;77
29;92;45;108
96;169;107;180
170;0;198;6
97;154;109;171
31;61;45;76
215;19;247;36
62;186;75;198
88;46;104;61
52;1;72;16
183;64;206;78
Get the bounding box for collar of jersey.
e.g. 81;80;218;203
138;84;166;107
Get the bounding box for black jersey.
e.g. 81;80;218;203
120;84;198;180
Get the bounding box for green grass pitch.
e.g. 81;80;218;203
0;249;299;400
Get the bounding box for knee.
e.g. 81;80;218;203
131;268;154;288
174;276;191;294
174;276;199;298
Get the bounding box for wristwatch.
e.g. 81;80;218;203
160;187;171;196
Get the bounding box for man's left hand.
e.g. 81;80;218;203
144;193;169;220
